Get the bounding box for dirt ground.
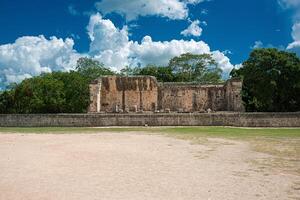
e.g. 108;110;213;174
0;132;299;200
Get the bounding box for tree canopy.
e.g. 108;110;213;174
168;53;222;83
231;48;300;112
0;72;90;114
76;57;115;81
121;53;223;83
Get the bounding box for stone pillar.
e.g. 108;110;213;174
96;81;101;112
225;79;244;112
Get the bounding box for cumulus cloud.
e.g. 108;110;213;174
287;22;300;56
251;41;263;49
278;0;300;9
0;35;81;89
0;12;237;89
278;0;300;56
88;13;235;76
87;13;131;71
95;0;205;21
130;36;210;66
181;20;203;37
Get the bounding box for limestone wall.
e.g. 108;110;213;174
158;83;226;112
90;76;158;112
89;76;245;113
225;79;244;112
0;113;299;127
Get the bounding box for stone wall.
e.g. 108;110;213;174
225;79;244;111
0;113;299;127
90;76;158;112
89;76;244;113
158;83;226;112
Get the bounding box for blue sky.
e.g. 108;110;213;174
0;0;299;89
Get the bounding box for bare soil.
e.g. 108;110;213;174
0;132;299;200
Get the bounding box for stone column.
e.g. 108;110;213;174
96;81;101;113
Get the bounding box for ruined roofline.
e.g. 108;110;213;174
159;82;225;87
90;75;158;84
89;75;242;87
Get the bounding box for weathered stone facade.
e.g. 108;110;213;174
88;76;244;113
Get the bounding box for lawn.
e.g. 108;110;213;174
0;126;299;138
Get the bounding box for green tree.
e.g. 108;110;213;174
13;75;66;113
168;53;222;83
76;57;115;81
0;90;15;114
231;48;300;112
120;66;141;76
51;72;90;113
137;65;175;82
0;71;91;114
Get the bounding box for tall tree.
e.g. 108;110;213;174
137;65;175;82
168;53;222;83
0;90;15;114
0;71;91;114
231;48;300;112
76;57;115;81
13;75;66;113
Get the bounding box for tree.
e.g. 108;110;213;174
168;53;222;83
13;75;66;113
137;65;175;82
231;48;300;112
0;90;15;114
76;57;115;81
0;71;91;114
120;66;141;76
51;72;90;113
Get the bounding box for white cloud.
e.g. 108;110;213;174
0;12;237;89
95;0;205;21
252;41;263;49
181;20;203;37
130;36;210;66
88;13;235;77
278;0;300;9
0;35;81;89
211;50;236;78
287;22;300;56
87;13;131;71
291;22;300;41
278;0;300;56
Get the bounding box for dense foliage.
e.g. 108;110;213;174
0;72;90;113
76;57;115;81
121;53;223;83
168;53;222;83
0;57;116;114
231;48;300;112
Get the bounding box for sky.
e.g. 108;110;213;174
0;0;299;89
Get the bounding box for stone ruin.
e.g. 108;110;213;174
88;76;244;113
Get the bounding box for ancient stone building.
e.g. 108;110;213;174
88;76;244;113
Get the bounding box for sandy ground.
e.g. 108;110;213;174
0;132;299;200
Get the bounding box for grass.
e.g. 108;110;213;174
161;126;300;138
0;126;299;138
